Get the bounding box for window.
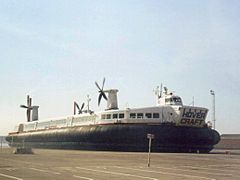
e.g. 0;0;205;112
130;113;136;118
101;114;106;119
137;113;143;118
106;114;111;119
153;113;159;118
145;113;152;118
37;121;50;129
173;97;182;105
119;113;124;119
113;114;118;119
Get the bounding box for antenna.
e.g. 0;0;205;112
189;96;195;106
154;86;160;97
86;94;91;113
154;83;163;98
154;86;160;105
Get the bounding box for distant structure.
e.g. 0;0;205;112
210;90;215;129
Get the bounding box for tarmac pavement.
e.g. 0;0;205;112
0;148;239;180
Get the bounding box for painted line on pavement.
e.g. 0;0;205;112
0;173;23;180
0;157;44;166
73;175;94;180
154;166;232;176
179;165;239;173
30;167;61;175
113;166;216;180
76;167;158;180
207;164;240;168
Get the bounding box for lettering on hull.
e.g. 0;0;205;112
177;107;208;127
180;119;204;126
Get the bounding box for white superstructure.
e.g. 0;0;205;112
14;85;209;134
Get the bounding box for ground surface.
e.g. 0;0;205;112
0;148;239;180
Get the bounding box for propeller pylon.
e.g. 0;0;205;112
20;95;32;122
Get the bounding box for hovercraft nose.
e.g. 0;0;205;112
212;130;221;145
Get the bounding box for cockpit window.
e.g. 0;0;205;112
166;97;182;105
173;97;182;103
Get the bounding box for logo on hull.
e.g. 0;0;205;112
178;108;208;127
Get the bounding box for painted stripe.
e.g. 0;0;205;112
0;173;23;180
8;122;161;134
0;157;44;166
30;167;60;175
207;164;232;167
76;167;158;180
207;164;240;168
154;166;232;176
180;165;238;173
73;175;94;180
113;166;216;180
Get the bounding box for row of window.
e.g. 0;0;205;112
101;113;124;120
130;113;160;119
23;112;162;131
23;117;95;131
101;113;160;120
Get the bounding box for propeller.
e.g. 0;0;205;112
74;101;85;114
79;102;85;114
20;95;32;122
95;78;108;106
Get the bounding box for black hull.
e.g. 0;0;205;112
6;124;220;153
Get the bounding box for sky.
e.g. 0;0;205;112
0;0;240;135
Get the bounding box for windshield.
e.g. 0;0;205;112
166;97;182;105
173;97;182;103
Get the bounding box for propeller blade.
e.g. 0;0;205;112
102;91;108;101
80;103;85;111
73;101;77;115
27;109;30;122
29;97;32;107
102;77;105;90
96;78;107;106
27;95;30;107
95;82;101;91
20;105;28;108
98;93;103;106
74;101;80;110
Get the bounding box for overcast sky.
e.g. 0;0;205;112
0;0;240;135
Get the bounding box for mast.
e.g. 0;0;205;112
86;94;91;113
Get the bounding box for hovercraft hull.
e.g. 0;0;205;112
6;124;220;153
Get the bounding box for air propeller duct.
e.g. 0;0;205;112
95;78;119;110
